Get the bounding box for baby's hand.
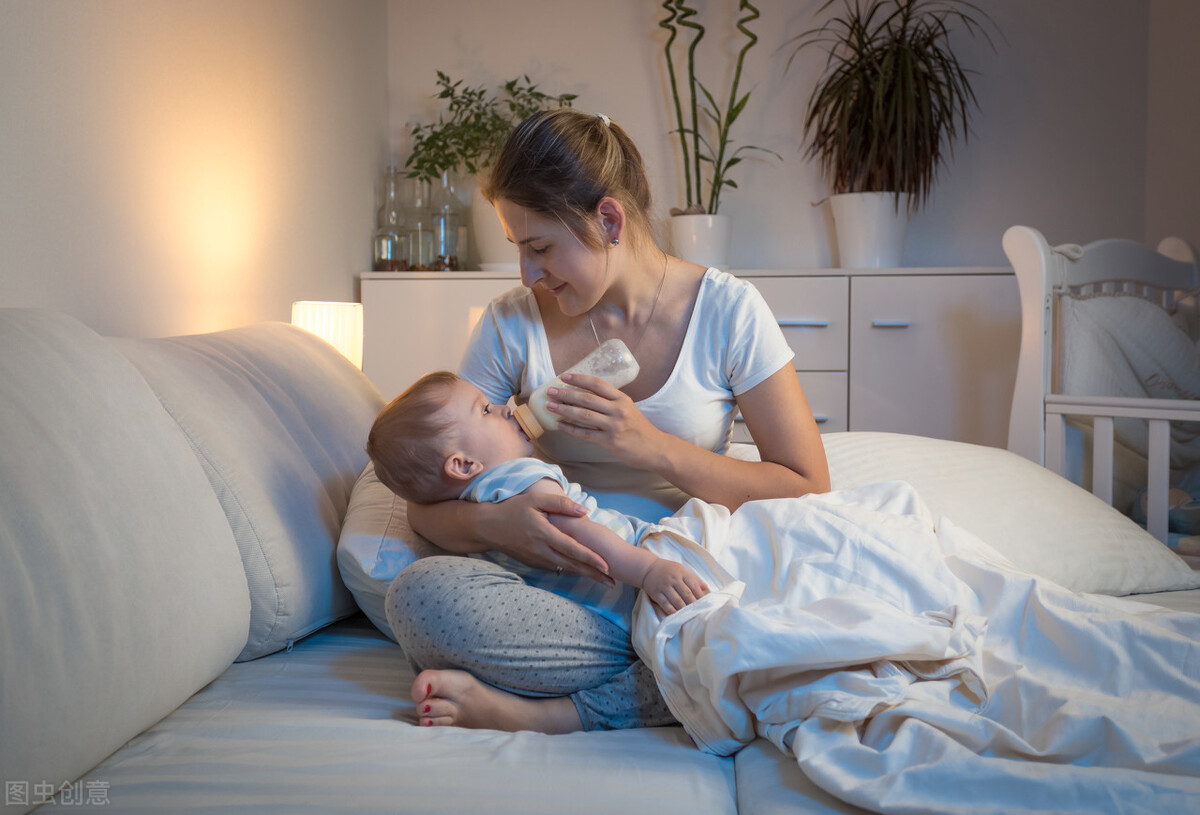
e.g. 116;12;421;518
642;559;709;615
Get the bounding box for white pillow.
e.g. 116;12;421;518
823;432;1200;596
337;462;455;639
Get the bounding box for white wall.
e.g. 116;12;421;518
1146;0;1200;247
387;0;1158;270
0;1;1191;339
0;0;388;337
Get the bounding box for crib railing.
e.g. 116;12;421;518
1045;395;1200;543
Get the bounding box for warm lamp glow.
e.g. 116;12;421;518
291;301;364;369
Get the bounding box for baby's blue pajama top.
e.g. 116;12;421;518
461;457;656;632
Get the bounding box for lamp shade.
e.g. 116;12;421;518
291;301;363;369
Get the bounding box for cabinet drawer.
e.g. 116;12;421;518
848;274;1019;446
743;276;848;371
732;371;847;443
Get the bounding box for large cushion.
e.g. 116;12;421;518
824;432;1200;596
0;309;251;809
113;323;385;660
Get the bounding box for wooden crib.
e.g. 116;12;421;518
1004;225;1200;544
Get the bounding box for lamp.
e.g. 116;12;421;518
290;301;364;369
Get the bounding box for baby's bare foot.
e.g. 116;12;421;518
412;669;582;734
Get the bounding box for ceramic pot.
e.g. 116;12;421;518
670;213;731;270
830;192;910;268
471;185;517;271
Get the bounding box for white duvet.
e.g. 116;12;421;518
631;481;1200;814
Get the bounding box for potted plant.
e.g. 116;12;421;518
659;0;776;269
405;72;576;269
791;0;997;267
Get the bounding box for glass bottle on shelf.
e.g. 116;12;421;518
430;171;461;271
404;177;435;271
373;166;408;271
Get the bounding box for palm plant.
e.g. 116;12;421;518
660;0;776;216
791;0;997;213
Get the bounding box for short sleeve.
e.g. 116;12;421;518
458;301;516;404
724;279;794;396
460;458;568;503
458;287;543;405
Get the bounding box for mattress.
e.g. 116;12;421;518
41;617;737;814
1132;585;1200;612
41;590;1198;814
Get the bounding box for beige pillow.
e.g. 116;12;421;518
823;432;1200;596
337;463;455;640
114;324;385;660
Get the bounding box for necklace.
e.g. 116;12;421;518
588;251;669;353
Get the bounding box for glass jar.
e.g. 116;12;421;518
404;177;435;271
373;166;408;271
430;171;461;271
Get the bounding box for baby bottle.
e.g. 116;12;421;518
513;339;640;439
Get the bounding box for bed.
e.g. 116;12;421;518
10;304;1200;815
1004;224;1200;548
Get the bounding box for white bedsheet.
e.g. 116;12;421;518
632;481;1200;814
45;618;737;814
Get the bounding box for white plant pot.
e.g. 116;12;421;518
830;192;911;268
670;214;731;270
471;184;518;271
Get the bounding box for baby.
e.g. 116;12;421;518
366;371;710;619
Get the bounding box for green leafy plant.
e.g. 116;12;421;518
660;0;777;215
405;72;576;184
791;0;998;213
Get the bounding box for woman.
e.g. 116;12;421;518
387;108;830;734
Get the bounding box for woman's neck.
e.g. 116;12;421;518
590;246;669;327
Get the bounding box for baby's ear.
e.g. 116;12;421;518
444;453;484;482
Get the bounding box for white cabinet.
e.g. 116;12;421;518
737;268;1020;448
360;267;1021;448
361;272;520;398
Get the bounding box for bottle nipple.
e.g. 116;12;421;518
512;403;544;439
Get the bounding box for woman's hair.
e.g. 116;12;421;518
366;371;461;504
482;108;654;250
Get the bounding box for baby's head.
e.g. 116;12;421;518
367;371;533;504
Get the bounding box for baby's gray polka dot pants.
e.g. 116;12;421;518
385;556;676;731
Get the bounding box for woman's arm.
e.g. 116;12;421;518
549;364;830;510
406;495;613;581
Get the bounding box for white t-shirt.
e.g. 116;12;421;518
459;268;793;521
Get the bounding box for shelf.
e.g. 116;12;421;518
360;266;1013;281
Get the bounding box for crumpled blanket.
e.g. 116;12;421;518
631;481;1200;814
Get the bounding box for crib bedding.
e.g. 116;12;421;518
632;481;1200;815
42;617;738;815
1059;292;1200;518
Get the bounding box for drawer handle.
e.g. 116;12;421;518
735;415;829;424
871;320;911;328
778;319;830;328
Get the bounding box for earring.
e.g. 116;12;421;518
610;238;620;246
